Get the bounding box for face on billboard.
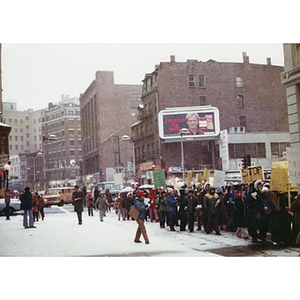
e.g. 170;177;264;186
158;108;220;140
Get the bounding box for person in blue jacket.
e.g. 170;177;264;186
134;191;150;244
167;188;179;231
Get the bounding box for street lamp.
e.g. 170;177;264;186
121;135;131;187
33;152;43;192
4;162;11;220
42;134;57;190
180;128;190;185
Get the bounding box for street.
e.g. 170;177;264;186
1;204;300;257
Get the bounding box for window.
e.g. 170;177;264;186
237;95;244;108
199;75;205;88
236;77;243;87
229;143;266;159
131;108;138;116
240;116;247;127
70;149;75;156
69;119;74;126
200;96;206;106
188;75;195;87
132;93;142;101
271;142;290;157
147;77;152;92
70;140;75;146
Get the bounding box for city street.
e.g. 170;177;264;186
1;204;299;257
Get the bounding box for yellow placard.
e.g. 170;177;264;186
196;173;203;183
270;168;288;193
288;180;298;192
272;161;288;169
240;166;264;184
187;168;194;188
203;168;210;182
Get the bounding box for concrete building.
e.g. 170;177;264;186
80;71;142;186
132;53;290;184
281;44;300;149
3;103;43;155
41;95;81;189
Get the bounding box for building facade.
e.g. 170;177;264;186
80;71;142;186
132;53;290;184
41;96;81;189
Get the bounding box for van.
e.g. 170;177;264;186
43;187;75;207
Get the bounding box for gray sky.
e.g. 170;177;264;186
2;43;284;111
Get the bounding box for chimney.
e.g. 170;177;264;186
170;55;175;63
242;52;249;64
266;57;272;66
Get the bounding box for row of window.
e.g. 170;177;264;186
135;142;159;161
229;142;290;159
199;95;244;108
47;149;82;159
189;75;243;88
47;139;81;149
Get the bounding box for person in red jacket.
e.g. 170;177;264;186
32;193;40;222
148;189;159;222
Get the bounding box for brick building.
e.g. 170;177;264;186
80;71;142;185
41;96;81;189
132;53;289;184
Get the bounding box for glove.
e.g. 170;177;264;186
184;206;187;211
251;192;257;199
215;199;220;207
196;204;202;209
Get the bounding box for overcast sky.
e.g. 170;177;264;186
1;43;285;111
1;1;297;112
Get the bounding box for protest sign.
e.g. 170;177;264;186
240;166;264;184
153;169;166;188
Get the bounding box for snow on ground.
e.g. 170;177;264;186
1;207;300;257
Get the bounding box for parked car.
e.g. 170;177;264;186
0;198;21;215
43;187;75;207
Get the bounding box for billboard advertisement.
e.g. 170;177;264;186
158;107;220;140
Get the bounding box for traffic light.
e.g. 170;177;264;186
241;155;246;169
245;155;251;168
242;155;251;169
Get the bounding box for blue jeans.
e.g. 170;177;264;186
99;209;105;221
23;209;34;227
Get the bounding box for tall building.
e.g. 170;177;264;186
132;53;289;184
41;95;81;189
281;44;300;149
80;71;142;186
3;103;43;154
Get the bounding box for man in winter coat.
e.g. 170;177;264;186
20;187;36;228
94;192;109;222
184;189;197;232
167;189;178;231
72;185;84;225
148;189;159;222
134;191;150;244
199;182;210;231
261;186;282;245
178;187;188;231
245;180;267;243
157;191;167;228
203;186;221;235
37;193;45;221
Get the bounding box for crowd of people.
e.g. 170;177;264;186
108;180;300;247
18;180;300;248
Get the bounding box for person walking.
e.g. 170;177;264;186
37;193;45;221
94;192;109;222
72;185;84;225
203;186;221;235
134;191;150;244
184;189;197;233
225;185;236;232
32;193;39;222
125;193;134;220
20;187;36;229
86;191;94;216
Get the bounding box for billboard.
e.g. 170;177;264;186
158;107;220;140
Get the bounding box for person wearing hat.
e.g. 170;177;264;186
94;192;109;222
133;191;150;244
184;189;197;233
245;179;267;242
20;187;36;229
203;186;221;235
72;185;84;225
